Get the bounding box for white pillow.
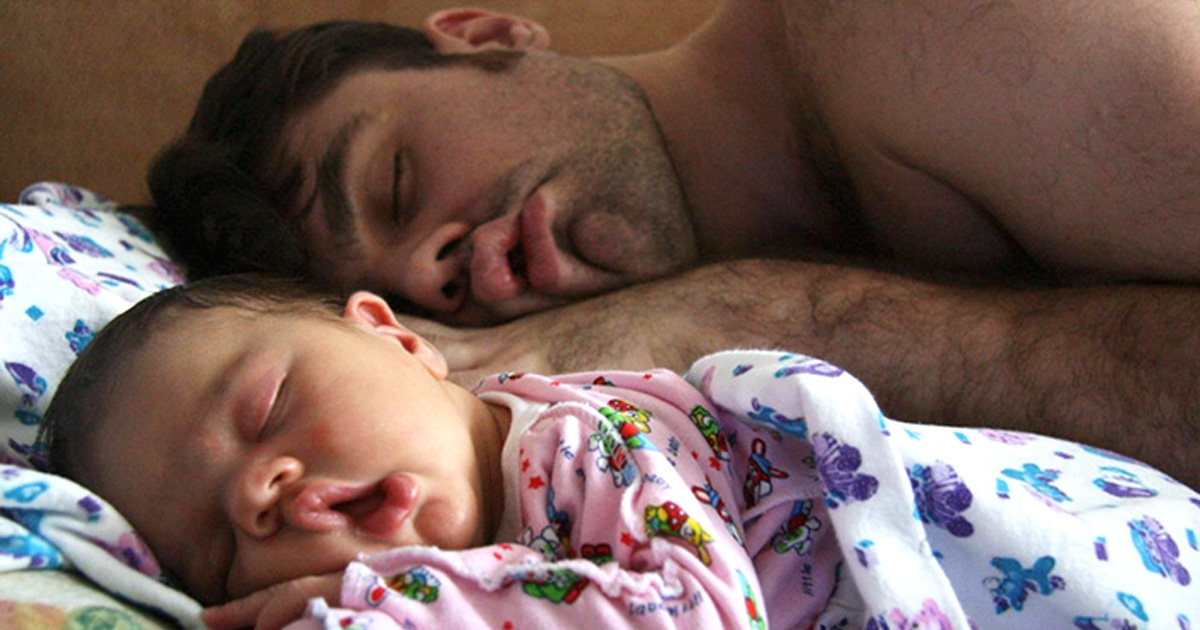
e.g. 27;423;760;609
1;183;183;468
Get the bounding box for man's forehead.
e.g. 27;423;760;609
276;65;452;205
280;69;409;154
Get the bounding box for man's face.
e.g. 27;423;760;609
281;51;698;325
88;306;499;604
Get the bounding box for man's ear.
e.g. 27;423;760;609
422;8;551;54
343;291;449;379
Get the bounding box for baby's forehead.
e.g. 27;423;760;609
126;299;351;378
153;300;342;334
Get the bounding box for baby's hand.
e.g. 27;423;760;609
202;572;343;630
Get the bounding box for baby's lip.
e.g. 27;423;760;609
351;474;419;541
287;474;418;540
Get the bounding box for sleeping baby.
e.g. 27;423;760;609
40;274;1200;630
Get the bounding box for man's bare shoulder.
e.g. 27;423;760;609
776;0;1200;281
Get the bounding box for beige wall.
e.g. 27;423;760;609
0;1;717;204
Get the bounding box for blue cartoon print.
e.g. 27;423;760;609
119;214;155;242
0;488;63;569
54;231;112;258
0;263;12;304
812;433;878;508
1074;592;1151;630
746;397;808;439
1128;515;1191;585
0;532;62;568
28;228;74;265
0;210;35;255
909;461;974;538
97;271;143;290
1093;466;1158;499
5;362;47;408
3;481;49;503
773;354;845;378
66;319;96;354
1001;463;1071;504
985;555;1066;613
1074;615;1140;630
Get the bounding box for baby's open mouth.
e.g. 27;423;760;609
339;475;418;540
332;485;386;519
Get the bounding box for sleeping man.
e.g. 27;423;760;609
41;275;1200;629
144;2;1200;487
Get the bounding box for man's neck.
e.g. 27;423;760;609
598;1;850;261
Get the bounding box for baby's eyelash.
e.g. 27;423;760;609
258;376;288;442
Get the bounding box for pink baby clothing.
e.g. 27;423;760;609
287;351;1199;630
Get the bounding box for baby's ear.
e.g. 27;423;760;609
343;292;449;379
422;8;551;54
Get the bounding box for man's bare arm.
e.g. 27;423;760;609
406;259;1199;488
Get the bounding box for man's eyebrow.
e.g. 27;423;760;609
298;113;370;255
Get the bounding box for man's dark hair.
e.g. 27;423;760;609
145;21;515;282
39;274;344;482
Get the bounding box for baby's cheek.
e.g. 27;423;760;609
196;429;225;458
306;423;334;449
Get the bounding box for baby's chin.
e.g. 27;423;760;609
411;495;488;550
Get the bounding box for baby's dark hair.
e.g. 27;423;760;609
40;273;345;482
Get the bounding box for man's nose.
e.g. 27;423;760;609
227;455;303;539
401;221;471;312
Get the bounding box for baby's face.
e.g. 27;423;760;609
87;299;503;604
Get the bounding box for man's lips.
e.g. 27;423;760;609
518;189;561;293
469;187;562;304
287;474;418;540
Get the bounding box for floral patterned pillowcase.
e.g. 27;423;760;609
0;183;183;469
0;184;201;628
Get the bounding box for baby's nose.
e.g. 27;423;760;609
228;455;303;539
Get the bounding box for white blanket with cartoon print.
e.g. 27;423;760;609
688;351;1200;629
